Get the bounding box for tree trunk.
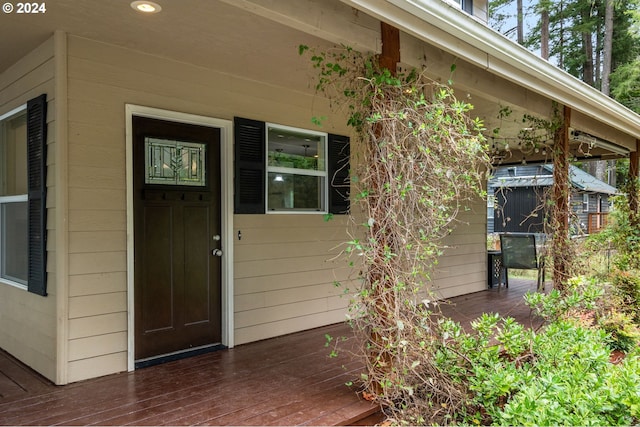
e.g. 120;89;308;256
541;2;550;60
595;159;607;182
580;5;594;85
517;0;524;44
558;0;565;68
582;31;594;85
608;160;617;187
601;0;614;95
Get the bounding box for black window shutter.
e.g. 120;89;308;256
328;134;350;214
234;117;265;214
26;94;48;296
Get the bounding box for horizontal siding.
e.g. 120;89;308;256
69;251;126;276
0;54;55;108
64;31;348;379
69;272;127;297
63;29;490;377
68;188;125;211
234;214;354;344
235;268;353;295
0;36;57;383
68;209;125;232
435;279;487;299
68;332;127;361
69;231;126;254
68;292;127;319
431;201;488;298
235;282;345;312
68;312;127;339
235;309;347;345
68;352;127;384
235;255;345;279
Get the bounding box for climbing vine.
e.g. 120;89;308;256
490;102;585;292
300;45;492;423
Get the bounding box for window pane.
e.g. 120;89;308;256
145;138;206;186
0;112;27;196
268;173;325;211
267;126;325;171
2;201;28;284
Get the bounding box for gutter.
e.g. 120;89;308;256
341;0;640;141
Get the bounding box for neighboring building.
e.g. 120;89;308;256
489;164;618;234
1;0;640;385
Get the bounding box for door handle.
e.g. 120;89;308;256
212;248;223;257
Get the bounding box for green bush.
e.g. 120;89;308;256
600;309;640;352
495;323;639;426
610;269;640;324
431;282;640;426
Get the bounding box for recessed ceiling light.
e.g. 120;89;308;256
131;1;162;13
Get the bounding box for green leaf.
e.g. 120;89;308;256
311;116;326;127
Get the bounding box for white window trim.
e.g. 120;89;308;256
0;105;28;291
265;122;329;214
0;193;29;290
0;105;26;121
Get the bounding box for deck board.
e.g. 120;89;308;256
0;278;543;426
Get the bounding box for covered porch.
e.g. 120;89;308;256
0;279;542;426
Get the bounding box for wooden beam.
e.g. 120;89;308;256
379;22;400;74
366;21;401;396
629;139;639;180
552;105;571;291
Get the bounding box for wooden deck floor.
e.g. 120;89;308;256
0;278;543;426
439;277;546;331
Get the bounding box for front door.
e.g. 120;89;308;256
133;116;222;361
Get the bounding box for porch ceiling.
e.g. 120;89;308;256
0;0;331;91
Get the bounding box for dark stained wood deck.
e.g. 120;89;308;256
439;277;546;331
0;278;543;426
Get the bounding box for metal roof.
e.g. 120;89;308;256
489;165;619;194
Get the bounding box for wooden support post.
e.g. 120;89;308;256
552;105;571;291
379;22;400;74
367;21;400;395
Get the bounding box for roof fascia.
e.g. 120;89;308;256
340;0;640;141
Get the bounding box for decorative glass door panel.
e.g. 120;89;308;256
145;138;206;186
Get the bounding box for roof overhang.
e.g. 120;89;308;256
341;0;640;146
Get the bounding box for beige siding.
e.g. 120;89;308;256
234;214;351;344
61;8;489;380
64;33;350;380
67;352;127;383
0;36;57;382
431;200;488;298
474;0;489;22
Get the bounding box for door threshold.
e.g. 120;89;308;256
135;343;227;369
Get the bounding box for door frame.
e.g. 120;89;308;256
125;105;234;371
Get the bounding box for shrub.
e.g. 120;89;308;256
610;269;640;324
600;309;640;352
429;281;640;426
495;322;639;426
